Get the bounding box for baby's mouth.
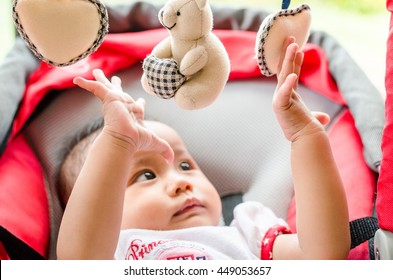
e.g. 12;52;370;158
174;198;204;216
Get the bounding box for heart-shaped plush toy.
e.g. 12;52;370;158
256;4;311;76
12;0;109;67
142;55;187;99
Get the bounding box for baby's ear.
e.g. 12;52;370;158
195;0;208;10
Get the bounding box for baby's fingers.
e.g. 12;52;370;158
312;111;330;125
73;77;109;102
273;73;298;110
277;43;298;88
92;69;124;92
132;98;146;122
93;69;113;89
277;36;295;75
111;75;122;91
293;51;304;90
154;137;174;164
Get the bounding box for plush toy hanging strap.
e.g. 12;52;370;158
281;0;291;9
255;0;311;76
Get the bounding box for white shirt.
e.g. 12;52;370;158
115;201;288;260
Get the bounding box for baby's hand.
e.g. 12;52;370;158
273;38;330;142
73;69;174;163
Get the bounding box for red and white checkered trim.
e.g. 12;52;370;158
261;224;292;260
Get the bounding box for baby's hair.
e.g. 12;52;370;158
56;117;104;209
55;111;159;209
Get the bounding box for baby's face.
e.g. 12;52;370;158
120;121;222;231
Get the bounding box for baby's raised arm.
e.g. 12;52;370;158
57;70;173;259
271;40;350;259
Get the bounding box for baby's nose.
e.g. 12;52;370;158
168;178;193;196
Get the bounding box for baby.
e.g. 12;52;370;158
57;39;350;260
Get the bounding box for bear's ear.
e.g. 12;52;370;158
195;0;208;10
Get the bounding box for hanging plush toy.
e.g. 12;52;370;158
12;0;109;67
141;0;231;110
256;0;311;76
10;0;307;107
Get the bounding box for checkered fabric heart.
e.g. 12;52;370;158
142;55;186;99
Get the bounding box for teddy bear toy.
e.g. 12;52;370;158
141;0;231;110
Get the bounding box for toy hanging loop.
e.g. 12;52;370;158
282;0;291;9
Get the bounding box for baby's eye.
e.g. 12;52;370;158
135;170;156;183
179;161;192;171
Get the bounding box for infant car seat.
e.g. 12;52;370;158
0;1;384;260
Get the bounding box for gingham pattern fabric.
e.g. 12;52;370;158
256;4;310;77
12;0;109;67
142;54;186;99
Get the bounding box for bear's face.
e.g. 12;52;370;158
159;0;213;41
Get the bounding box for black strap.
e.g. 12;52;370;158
0;226;45;260
350;217;379;249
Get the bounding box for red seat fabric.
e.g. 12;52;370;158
377;0;393;232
